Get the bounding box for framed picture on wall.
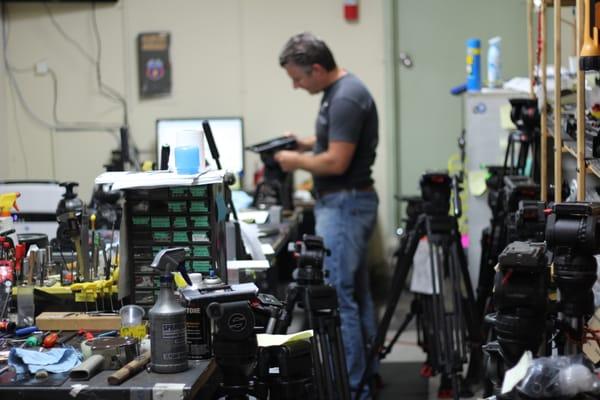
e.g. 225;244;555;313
137;32;171;97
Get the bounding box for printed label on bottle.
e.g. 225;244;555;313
162;351;187;361
162;321;185;338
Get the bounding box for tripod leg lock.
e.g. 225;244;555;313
420;363;434;378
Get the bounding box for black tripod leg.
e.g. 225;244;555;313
429;240;451;371
475;226;495;323
275;285;300;334
452;234;484;387
302;290;328;400
326;314;352;400
316;316;337;400
380;300;416;358
355;217;425;399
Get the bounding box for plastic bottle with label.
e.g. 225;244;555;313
487;36;502;88
466;38;481;92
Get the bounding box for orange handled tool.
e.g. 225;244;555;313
581;0;600;71
42;332;59;348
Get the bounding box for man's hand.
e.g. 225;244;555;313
274;150;301;172
283;132;315;152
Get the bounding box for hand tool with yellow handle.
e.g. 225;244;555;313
83;282;99;312
101;278;115;312
581;0;600;71
71;282;90;313
94;278;111;312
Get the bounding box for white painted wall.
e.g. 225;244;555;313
0;6;6;179
1;0;391;237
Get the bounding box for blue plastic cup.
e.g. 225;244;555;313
175;130;203;175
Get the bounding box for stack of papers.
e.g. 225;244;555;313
95;169;226;190
256;330;313;347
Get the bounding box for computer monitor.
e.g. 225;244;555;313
156;117;245;176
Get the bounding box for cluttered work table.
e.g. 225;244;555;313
0;171;310;399
0;358;216;400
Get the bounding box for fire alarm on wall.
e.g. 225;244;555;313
344;0;359;22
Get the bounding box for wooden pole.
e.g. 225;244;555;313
576;0;586;200
528;0;536;98
541;3;548;202
555;0;563;203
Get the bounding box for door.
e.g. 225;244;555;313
395;0;529;201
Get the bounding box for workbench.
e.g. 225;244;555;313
0;359;217;400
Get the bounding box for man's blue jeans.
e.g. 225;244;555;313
314;189;378;397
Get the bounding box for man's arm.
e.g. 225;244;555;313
274;140;356;176
296;135;316;152
284;133;315;152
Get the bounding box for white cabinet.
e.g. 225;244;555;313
465;89;528;287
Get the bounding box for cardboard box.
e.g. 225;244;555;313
36;312;121;331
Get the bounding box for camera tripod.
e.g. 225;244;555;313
356;176;481;400
276;262;351;400
475;132;541;326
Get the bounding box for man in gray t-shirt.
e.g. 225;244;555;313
275;32;379;400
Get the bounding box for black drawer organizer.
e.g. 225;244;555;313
124;183;228;309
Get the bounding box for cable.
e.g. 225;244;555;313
43;0;127;126
91;2;128;126
3;3;54;129
2;4;119;132
47;66;119;144
8;69;30;178
91;1;140;170
43;3;96;64
48;68;60;125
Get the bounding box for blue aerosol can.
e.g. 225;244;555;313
466;38;481;92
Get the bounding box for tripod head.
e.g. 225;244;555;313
509;98;540;133
207;300;258;399
546;202;600;319
502;176;540;242
246;136;298;210
419;171;466;220
394;195;423;233
288;234;330;285
420;172;451;216
511;200;547;243
484;241;549;394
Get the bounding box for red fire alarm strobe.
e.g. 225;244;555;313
344;0;359;22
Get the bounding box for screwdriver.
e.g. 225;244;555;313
42;332;59;348
23;332;43;347
57;331;78;346
78;328;94;341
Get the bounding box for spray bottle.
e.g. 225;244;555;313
487;36;502;88
148;247;192;373
0;192;20;246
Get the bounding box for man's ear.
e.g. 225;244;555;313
311;64;326;75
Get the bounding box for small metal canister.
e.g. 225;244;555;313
82;337;138;370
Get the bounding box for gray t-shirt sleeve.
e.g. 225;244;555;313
327;98;364;143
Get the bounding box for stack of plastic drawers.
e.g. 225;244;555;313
124;183;227;309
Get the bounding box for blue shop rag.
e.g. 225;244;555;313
8;347;82;374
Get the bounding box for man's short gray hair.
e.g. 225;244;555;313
279;32;337;72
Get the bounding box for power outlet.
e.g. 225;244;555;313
34;61;49;75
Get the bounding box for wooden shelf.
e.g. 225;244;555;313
547;127;600;179
544;0;576;6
